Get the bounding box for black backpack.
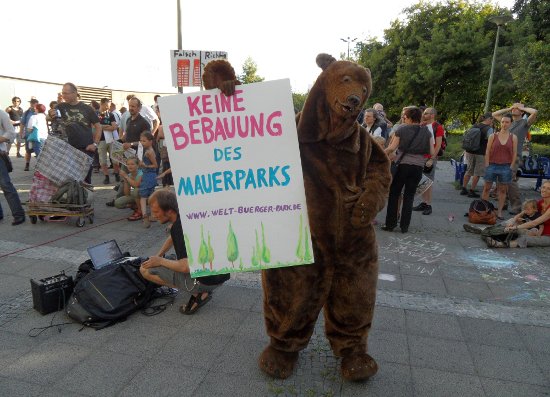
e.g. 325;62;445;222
462;126;482;153
65;258;155;329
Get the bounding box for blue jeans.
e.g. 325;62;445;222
0;152;25;220
485;163;512;184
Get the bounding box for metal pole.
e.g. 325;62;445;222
177;0;183;94
484;24;501;113
347;42;350;60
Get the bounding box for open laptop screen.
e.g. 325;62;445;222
87;240;123;269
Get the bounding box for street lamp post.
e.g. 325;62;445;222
484;15;513;113
340;36;358;60
177;0;183;93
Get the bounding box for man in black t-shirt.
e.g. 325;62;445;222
122;97;151;150
5;97;24;157
140;189;227;315
57;83;102;183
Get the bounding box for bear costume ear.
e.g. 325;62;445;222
316;53;336;71
202;59;241;96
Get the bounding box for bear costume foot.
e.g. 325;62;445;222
341;352;378;381
258;346;299;379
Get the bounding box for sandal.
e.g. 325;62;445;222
127;211;142;221
179;295;196;314
181;292;212;315
485;237;507;248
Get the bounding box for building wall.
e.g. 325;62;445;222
0;75;178;111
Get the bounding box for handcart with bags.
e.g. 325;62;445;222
25;136;95;227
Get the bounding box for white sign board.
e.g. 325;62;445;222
170;49;228;88
158;79;314;277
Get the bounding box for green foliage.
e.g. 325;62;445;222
184;234;194;265
239;57;264;84
198;225;208;270
508;0;550;118
251;229;261;267
295;214;304;261
303;227;313;262
226;221;239;267
356;0;549;125
261;222;271;264
207;232;214;271
292;92;308;113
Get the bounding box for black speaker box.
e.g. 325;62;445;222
30;272;74;315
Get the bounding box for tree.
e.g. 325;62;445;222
226;221;239;267
292;92;308;114
198;225;208;271
207;232;214;271
260;222;271;264
184;234;194;266
509;0;550;119
356;0;520;125
239;57;265;84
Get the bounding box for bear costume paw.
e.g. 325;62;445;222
341;352;378;381
258;346;299;379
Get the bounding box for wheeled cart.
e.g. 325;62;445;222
26;202;94;228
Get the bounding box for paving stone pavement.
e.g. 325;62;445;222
1;153;549;396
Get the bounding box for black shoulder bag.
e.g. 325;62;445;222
391;125;421;178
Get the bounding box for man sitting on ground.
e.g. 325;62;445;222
140;189;228;314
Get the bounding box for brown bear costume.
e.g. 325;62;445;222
259;54;391;381
201;59;241;94
201;55;391;381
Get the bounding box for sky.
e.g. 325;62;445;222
0;0;515;95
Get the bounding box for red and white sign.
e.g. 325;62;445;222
170;50;228;88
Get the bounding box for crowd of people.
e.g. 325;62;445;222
1;84;548;296
0;83;224;314
365;100;549;248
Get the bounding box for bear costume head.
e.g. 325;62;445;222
202;59;241;96
298;53;372;146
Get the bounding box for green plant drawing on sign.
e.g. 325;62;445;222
261;222;271;264
226;221;239;267
251;229;261;266
198;225;208;270
296;214;304;261
184;233;194;266
207;232;214;271
239;257;243;270
303;226;313;262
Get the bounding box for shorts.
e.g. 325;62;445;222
150;266;220;294
422;157;437;180
14;125;24;144
464;153;485;177
97;141;118;166
484;163;512;184
138;171;157;198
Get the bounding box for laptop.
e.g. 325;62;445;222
87;240;140;269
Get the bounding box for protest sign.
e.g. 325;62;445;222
158;79;313;277
110;141;136;166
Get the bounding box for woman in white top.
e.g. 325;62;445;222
25;103;49;171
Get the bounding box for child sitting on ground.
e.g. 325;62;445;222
464;198;543;236
138;132;158;228
117;157;143;215
506;199;543;236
